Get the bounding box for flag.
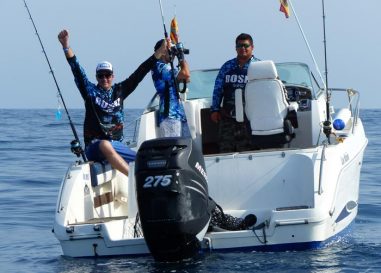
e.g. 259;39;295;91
279;0;290;18
170;17;179;44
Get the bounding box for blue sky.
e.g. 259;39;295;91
1;0;380;109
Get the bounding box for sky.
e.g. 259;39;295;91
1;0;380;109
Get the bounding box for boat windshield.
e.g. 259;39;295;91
186;69;219;100
276;63;316;91
186;62;317;100
145;62;318;110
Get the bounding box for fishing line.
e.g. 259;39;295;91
23;0;87;161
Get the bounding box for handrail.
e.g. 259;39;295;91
327;88;360;133
318;142;327;195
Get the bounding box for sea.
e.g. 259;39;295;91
0;108;380;273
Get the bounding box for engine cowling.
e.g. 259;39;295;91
135;137;212;262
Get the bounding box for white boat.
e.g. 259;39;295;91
53;59;368;260
52;0;368;260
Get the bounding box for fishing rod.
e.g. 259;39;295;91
322;0;329;94
158;0;186;94
321;0;332;141
158;0;169;43
23;0;87;161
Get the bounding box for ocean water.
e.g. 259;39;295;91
0;108;380;273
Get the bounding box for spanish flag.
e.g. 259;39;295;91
279;0;290;18
170;17;179;44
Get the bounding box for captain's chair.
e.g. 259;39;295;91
235;60;298;149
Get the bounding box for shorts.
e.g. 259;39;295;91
85;140;137;163
159;118;191;138
219;118;251;153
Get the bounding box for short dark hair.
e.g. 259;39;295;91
235;33;253;45
154;39;164;51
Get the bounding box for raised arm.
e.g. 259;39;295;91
177;60;190;83
57;29;92;100
119;40;168;99
58;29;74;58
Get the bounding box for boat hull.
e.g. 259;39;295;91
53;129;366;257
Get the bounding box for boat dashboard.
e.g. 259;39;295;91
284;84;313;111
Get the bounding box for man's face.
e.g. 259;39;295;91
163;50;172;63
96;70;114;90
235;39;254;59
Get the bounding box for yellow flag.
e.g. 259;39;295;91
280;0;290;18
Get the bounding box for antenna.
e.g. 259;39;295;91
288;0;332;141
288;0;326;90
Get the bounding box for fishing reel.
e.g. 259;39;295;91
170;42;189;63
70;139;84;158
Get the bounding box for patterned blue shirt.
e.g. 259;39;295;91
67;55;156;145
151;60;187;124
211;56;260;115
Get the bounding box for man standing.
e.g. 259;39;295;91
151;38;191;137
210;33;260;153
58;29;167;176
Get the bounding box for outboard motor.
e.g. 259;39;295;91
135;137;213;262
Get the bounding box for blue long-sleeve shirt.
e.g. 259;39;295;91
151;60;187;124
67;54;157;145
211;56;260;115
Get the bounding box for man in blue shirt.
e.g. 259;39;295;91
151;39;191;137
210;33;260;152
58;29;167;176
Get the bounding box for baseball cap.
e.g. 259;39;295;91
96;61;113;72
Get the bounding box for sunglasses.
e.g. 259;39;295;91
236;43;252;49
97;73;113;79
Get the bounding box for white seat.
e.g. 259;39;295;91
236;60;297;149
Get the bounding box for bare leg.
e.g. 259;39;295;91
99;140;129;176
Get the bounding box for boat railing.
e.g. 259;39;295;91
311;88;360;197
328;88;360;133
125;117;141;148
132;118;141;144
318;142;327;195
